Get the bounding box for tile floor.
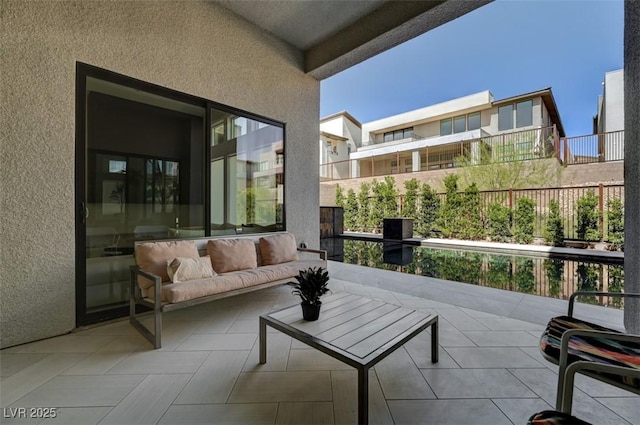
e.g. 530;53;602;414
1;263;638;425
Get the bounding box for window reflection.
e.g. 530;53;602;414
210;109;284;235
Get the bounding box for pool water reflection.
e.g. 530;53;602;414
325;239;625;308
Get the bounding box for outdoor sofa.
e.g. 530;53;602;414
129;232;327;348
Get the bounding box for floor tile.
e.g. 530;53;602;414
175;333;256;351
1;353;89;408
5;335;115;354
595;397;640;425
106;351;208;374
286;349;353;371
61;352;130;375
11;375;145;407
275;402;334;425
404;332;459;369
462;330;540;347
492;398;553;425
158;403;278;425
228;371;332;402
0;353;50;377
476;317;546;331
435;322;477;347
432;308;490;331
445;347;545;368
330;369;393;425
98;374;191;425
421;368;537;398
575;373;640;398
388;399;512;425
375;348;435;399
174;350;250;404
243;333;292;372
40;407;112;425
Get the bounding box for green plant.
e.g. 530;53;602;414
458;183;485;240
513;197;536;244
607;198;624;251
576;190;600;242
416;182;440;237
545;199;564;246
370;177;398;231
487;202;512;242
402;178;419;219
437;174;463;238
544;259;564;298
289;267;330;306
335;185;345;208
344;189;358;231
356;182;371;232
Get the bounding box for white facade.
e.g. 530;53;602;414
595;69;624;161
321;88;564;178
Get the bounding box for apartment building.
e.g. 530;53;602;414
594;69;624;161
320;88;565;181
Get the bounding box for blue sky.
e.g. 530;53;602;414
320;0;623;137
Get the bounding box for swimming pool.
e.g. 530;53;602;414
324;238;625;308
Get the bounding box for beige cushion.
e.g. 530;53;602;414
167;256;216;283
259;233;298;265
207;238;257;273
135;240;199;289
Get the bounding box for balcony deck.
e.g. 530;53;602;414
1;263;637;425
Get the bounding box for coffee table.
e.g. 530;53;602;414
259;292;438;425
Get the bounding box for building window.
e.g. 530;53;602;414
440;119;452;135
498;104;514;131
383;127;414;143
441;112;481;135
468;112;481;130
453;115;466;133
516;100;533;128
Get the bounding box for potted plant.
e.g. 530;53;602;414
289;267;330;321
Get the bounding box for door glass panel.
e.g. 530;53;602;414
210;107;284;235
83;76;205;320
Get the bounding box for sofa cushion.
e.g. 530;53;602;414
167;256;216;283
225;259;326;287
135;240;199;289
207;238;257;273
148;273;245;303
259;233;298;265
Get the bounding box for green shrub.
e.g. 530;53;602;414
344;189;358;231
437;174;462;238
607;198;624;251
458;183;485;240
545;199;564;246
416;182;440;237
487;202;512;242
369;177;398;231
335;185;345;208
513;197;535;244
402;178;419;219
576;190;600;241
356;182;370;232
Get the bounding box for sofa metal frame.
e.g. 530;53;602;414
540;291;640;414
129;245;327;349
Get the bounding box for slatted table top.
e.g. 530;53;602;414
262;292;437;368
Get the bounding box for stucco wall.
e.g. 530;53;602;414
1;0;319;348
604;69;624;133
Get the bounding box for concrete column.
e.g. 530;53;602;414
412;150;421;172
624;0;640;334
351;159;360;179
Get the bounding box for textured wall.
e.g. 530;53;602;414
1;0;319;347
624;0;640;334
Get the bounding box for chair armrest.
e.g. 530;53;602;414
568;291;640;317
297;247;327;261
129;266;163;309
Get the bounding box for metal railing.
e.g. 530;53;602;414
320;128;625;181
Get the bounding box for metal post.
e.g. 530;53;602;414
599;183;604;241
357;367;369;425
259;316;267;364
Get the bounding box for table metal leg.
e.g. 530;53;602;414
259;317;267;364
357;366;369;425
431;317;439;363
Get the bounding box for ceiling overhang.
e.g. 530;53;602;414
215;0;493;80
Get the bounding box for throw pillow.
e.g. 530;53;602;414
259;233;298;265
207;238;257;273
167;256;216;283
135;240;199;288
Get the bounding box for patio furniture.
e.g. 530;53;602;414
526;410;592;425
259;292;438;425
539;291;640;414
130;232;326;348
